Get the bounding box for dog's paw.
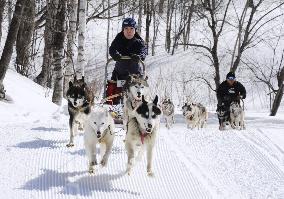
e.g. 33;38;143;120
147;171;154;177
88;168;95;174
66;143;74;147
100;159;107;167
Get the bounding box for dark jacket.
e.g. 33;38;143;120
217;80;246;104
109;32;147;80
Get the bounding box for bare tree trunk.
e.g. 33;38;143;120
15;0;35;77
0;0;26;99
145;0;152;51
270;67;284;116
183;0;194;50
106;0;110;59
77;0;86;78
165;0;174;53
7;0;13;26
0;0;5;44
152;2;159;56
35;1;53;87
52;0;66;105
118;0;123;16
137;0;143;34
64;0;78;97
158;0;165;14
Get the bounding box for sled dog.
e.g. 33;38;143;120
123;74;150;130
229;101;245;130
182;102;208;129
161;98;175;129
66;76;94;147
84;107;115;173
125;95;161;176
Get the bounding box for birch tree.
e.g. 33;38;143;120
52;0;66;105
64;0;78;97
77;0;86;78
0;0;26;99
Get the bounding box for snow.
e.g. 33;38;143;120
1;70;284;199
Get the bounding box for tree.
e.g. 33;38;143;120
184;0;232;90
35;1;54;87
0;0;26;99
64;0;78;97
230;0;284;72
52;0;67;105
0;0;5;44
77;0;87;78
15;0;35;76
243;38;284;116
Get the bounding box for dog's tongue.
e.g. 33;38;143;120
140;131;146;144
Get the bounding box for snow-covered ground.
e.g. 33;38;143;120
1;70;284;199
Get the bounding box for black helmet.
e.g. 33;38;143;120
226;72;236;80
122;17;137;29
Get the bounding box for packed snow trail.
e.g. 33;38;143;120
1;113;284;199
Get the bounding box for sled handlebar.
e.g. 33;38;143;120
105;56;146;74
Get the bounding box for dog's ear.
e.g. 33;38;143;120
153;95;158;105
69;81;73;88
153;106;161;116
142;95;147;104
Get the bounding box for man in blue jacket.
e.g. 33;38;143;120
109;18;147;80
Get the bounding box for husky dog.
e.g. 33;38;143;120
229;101;245;130
66;76;94;147
161;98;175;129
182;102;208;129
217;103;230;130
84;107;115;173
123;74;150;130
125;95;161;176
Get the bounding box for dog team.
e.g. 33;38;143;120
65;70;246;175
63;17;246;175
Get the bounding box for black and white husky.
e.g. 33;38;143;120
123;74;150;130
229;101;245;130
84;107;115;173
66;76;94;147
161;98;175;129
125;95;161;176
182;102;208;129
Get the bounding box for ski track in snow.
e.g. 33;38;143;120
1;116;284;199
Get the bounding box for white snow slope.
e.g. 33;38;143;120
1;70;284;199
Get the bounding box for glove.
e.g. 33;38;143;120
235;95;243;101
130;54;140;62
113;54;121;62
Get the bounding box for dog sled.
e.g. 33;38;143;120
102;56;146;124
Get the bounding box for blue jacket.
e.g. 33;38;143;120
109;32;147;80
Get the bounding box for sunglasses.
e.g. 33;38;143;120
227;77;236;80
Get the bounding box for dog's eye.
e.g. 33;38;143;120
152;114;156;119
77;95;82;99
101;122;104;125
135;85;138;88
94;122;96;125
141;86;144;89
